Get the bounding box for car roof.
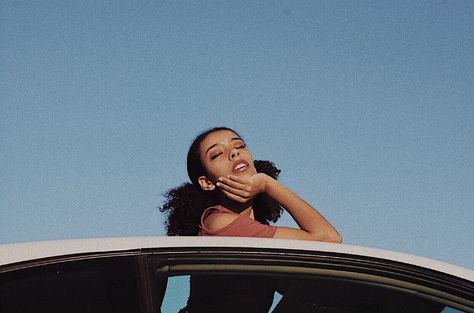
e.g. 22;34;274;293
1;236;473;281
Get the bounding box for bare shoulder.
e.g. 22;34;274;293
203;212;239;231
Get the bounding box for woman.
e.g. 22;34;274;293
160;127;342;312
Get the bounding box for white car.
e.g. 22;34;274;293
0;237;473;313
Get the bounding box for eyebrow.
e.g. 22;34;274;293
205;137;243;155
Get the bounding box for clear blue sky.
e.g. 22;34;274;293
1;1;473;270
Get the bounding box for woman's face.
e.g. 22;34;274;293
198;130;257;186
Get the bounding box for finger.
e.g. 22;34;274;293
220;189;248;203
218;177;249;191
216;181;251;198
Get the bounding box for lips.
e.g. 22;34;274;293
232;160;249;173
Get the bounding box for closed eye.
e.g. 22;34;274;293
234;142;246;149
211;152;223;160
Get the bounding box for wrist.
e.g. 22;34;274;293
261;174;276;194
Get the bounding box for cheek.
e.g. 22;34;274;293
240;151;257;172
203;163;223;181
244;151;256;166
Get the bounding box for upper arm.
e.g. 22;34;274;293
273;226;343;243
202;212;239;232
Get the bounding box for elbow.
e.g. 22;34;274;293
311;231;342;243
332;232;343;243
324;231;343;243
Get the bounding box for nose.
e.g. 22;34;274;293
229;149;240;160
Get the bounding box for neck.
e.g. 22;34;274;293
218;195;253;215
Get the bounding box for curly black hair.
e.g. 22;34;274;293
159;127;283;236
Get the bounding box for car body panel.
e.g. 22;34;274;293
1;237;472;280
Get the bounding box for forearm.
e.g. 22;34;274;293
264;176;342;243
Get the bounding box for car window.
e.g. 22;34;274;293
161;275;290;312
271;277;446;313
161;275;190;312
441;308;465;313
0;257;141;313
160;273;469;313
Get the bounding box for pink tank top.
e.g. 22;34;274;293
199;205;277;238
